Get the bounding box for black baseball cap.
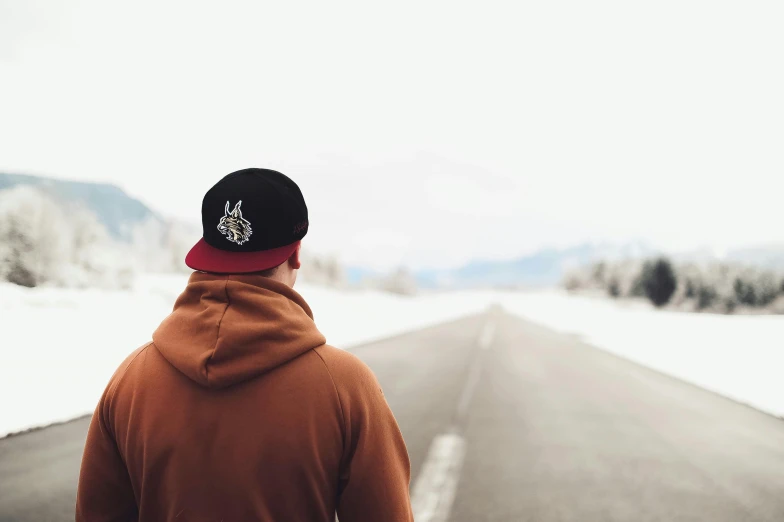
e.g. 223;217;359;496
185;168;309;273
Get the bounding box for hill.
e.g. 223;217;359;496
0;172;160;240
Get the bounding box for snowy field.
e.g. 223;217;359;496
1;275;782;437
0;274;492;437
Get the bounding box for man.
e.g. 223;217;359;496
76;168;413;521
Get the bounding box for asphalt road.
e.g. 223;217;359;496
2;308;784;521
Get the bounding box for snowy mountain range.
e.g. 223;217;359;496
412;242;661;289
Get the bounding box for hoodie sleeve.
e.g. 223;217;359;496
316;346;413;522
76;397;137;522
76;349;145;522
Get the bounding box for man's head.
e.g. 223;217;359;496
185;168;309;286
249;244;302;287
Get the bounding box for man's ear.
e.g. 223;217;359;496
288;243;302;270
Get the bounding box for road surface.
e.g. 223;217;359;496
2;308;784;521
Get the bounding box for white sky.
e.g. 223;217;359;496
1;0;782;270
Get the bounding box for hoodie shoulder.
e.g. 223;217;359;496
106;343;153;399
98;342;152;431
313;345;382;395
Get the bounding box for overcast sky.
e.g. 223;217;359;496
1;1;782;270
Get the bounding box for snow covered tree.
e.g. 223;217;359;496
130;217;198;273
297;250;348;288
378;267;417;295
640;258;677;307
0;186;133;288
2;217;36;287
607;278;621;298
0;186;69;286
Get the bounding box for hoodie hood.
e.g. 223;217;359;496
153;272;327;389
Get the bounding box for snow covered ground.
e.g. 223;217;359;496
0;274;492;437
1;275;782;437
496;291;784;419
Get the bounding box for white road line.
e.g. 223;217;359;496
478;321;496;351
457;320;494;420
455;360;482;421
410;318;496;521
410;432;467;522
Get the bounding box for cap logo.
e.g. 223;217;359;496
217;200;253;245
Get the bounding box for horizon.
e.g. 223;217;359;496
5;168;782;274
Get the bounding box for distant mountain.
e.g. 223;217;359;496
0;172;160;240
344;266;381;285
415;241;659;289
726;244;784;271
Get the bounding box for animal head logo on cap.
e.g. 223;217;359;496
217;200;253;245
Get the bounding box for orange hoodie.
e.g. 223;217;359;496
76;272;413;521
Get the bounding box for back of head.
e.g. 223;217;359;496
185;168;309;284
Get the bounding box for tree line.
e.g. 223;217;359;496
0;186;197;289
0;185;418;295
564;257;784;314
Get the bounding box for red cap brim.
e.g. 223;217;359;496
185;239;300;274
